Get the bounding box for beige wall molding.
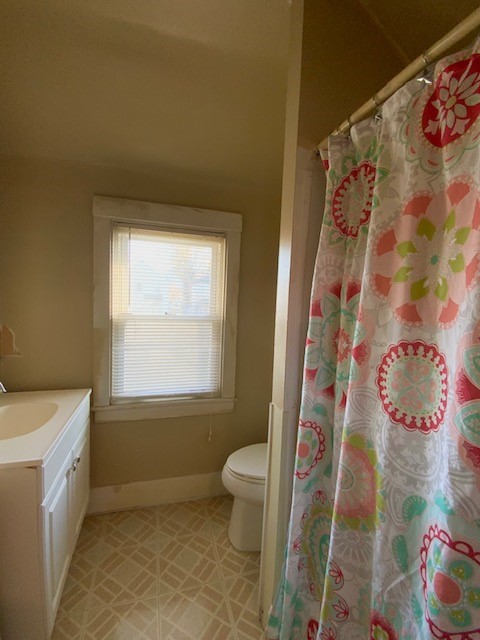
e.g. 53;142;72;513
88;471;226;514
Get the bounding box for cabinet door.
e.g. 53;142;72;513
71;432;90;543
42;459;72;620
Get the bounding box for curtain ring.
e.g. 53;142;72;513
372;94;383;122
340;118;352;140
422;52;431;67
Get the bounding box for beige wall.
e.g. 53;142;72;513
0;156;280;487
298;0;405;149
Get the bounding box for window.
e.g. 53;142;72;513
93;196;242;422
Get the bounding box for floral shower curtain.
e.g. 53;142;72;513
267;39;480;640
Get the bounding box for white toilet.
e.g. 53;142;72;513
221;442;268;552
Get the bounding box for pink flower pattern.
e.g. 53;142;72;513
401;51;480;172
376;340;448;434
331;161;376;238
307;618;319;640
423;54;480;148
370;610;398;640
295;420;326;480
371;179;480;327
305;281;371;409
420;525;480;639
320;628;336;640
453;320;480;488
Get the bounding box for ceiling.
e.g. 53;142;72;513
359;0;480;64
0;0;290;190
0;0;479;191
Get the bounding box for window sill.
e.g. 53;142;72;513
92;397;235;423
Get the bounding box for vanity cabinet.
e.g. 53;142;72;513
42;423;90;632
0;389;91;640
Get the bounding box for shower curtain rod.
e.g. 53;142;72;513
316;7;480;154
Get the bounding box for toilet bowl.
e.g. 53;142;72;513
221;442;267;552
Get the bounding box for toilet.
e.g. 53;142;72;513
221;442;268;552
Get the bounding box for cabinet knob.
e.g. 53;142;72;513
72;456;81;472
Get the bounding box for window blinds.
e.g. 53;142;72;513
111;224;226;402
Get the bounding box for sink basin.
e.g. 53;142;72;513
0;402;58;440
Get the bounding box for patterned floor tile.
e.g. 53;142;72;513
54;498;265;638
103;508;157;547
80;513;107;539
158;582;234;639
74;526;104;563
58;556;95;614
158;534;221;595
91;542;157;606
224;572;264;640
58;528;102;614
84;598;158;639
206;495;233;533
51;610;85;640
213;527;261;578
157;500;211;537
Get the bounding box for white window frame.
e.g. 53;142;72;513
92;195;242;423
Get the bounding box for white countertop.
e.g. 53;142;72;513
0;389;91;469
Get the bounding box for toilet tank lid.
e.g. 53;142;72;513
226;443;268;480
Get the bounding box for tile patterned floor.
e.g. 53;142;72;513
53;496;265;639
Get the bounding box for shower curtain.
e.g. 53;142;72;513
267;39;480;640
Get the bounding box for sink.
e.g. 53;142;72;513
0;402;58;440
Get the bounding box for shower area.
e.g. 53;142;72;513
260;3;480;639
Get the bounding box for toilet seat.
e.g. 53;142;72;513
225;467;265;485
225;443;267;484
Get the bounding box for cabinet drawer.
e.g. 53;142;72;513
41;400;89;499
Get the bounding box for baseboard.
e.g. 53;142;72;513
88;471;226;514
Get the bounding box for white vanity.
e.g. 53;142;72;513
0;389;91;639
